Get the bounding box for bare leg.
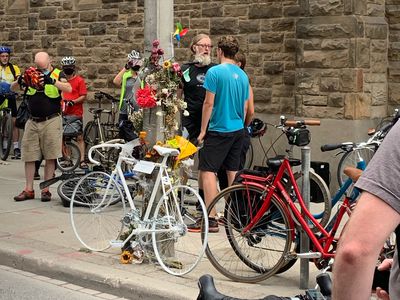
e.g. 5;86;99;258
12;117;19;144
226;170;237;187
43;159;55;185
25;161;35;191
201;171;218;216
76;134;85;162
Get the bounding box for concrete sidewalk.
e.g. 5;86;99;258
0;159;319;300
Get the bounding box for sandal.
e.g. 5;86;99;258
79;161;89;169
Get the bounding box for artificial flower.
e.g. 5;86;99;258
163;61;172;69
136;85;156;108
120;250;133;264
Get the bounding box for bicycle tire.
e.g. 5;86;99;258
152;185;208;276
243;142;254;169
57;141;80;172
204;184;293;283
0;112;12;161
337;147;375;186
291;170;331;231
57;176;82;207
70;171;125;252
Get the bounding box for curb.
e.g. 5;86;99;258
0;239;194;300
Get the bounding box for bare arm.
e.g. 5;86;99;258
113;68;127;87
244;85;254;127
332;191;400;299
197;90;215;143
55;78;72;93
10;78;21;92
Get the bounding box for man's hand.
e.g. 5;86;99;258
197;131;206;146
67;100;74;107
376;287;390;300
375;259;393;300
42;73;55;85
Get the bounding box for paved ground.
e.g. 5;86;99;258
0;159;322;300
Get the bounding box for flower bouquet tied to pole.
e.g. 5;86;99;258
134;40;188;141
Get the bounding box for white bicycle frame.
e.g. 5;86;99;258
87;139;209;246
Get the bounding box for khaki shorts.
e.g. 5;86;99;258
22;116;62;162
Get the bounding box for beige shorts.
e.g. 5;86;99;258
22;115;62;162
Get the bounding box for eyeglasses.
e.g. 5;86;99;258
196;44;213;49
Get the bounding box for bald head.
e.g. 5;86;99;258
34;52;51;70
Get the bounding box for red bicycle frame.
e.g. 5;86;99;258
239;158;353;260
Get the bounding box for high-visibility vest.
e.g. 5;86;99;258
119;70;133;109
26;68;61;98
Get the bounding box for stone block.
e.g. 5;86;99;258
80;11;97;22
119;2;136;14
190;18;209;29
46;19;63;34
301;39;321;50
365;23;388;39
253;88;272;103
321;39;349;50
284;5;305;17
89;23;106;35
210;18;239;35
369;105;387;118
39;7;57;19
371;39;387;53
261;33;284;44
309;0;344;16
344;93;372;119
364;73;387;83
239;20;260;34
272;85;294;98
20;31;33;41
328;93;345;107
224;5;248;17
201;2;223;18
29;0;46;8
262;19;295;32
41;36;53;48
28;14;39;30
263;62;284;75
57;43;73;56
303;95;328;106
370;53;388;73
340;69;363;92
371;83;387;105
248;34;260;44
302;105;344;119
98;9;119;21
354;0;367;14
296;70;320;95
127;14;143;27
117;28;134;41
285;38;297;51
279;97;296;114
8;29;19;41
355;38;370;67
367;4;385;17
91;47;111;63
297;16;360;39
300;50;350;68
321;77;340;92
249;3;282;19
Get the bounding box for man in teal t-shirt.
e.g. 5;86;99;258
188;36;249;233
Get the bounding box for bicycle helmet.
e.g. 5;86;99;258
23;67;44;90
127;50;143;68
249;118;266;137
0;46;11;54
61;56;76;66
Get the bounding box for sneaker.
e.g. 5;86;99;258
41;190;51;202
12;148;21;160
14;190;35;202
34;172;40;180
187;218;219;233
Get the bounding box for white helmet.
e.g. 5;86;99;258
61;56;76;66
127;50;143;68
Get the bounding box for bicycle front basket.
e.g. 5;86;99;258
286;127;310;147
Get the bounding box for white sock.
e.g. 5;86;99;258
13;142;19;149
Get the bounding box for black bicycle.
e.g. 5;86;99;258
0;94;14;161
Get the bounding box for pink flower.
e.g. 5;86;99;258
152;40;160;47
157;48;164;55
172;62;181;73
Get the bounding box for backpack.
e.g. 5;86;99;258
8;63;16;81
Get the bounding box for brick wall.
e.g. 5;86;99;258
1;0;395;119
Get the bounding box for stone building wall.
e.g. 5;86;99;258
0;0;396;120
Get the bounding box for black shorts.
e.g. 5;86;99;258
199;129;244;173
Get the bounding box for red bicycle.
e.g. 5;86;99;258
202;119;358;283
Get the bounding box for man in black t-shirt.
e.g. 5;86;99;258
11;52;72;202
180;33;215;142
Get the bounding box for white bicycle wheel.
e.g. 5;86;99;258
70;171;126;252
152;185;208;276
337;147;375;186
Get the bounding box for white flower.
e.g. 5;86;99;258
156;111;163;116
183;110;190;116
156;101;162;106
162;88;169;94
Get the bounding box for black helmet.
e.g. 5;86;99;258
249;118;266;137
